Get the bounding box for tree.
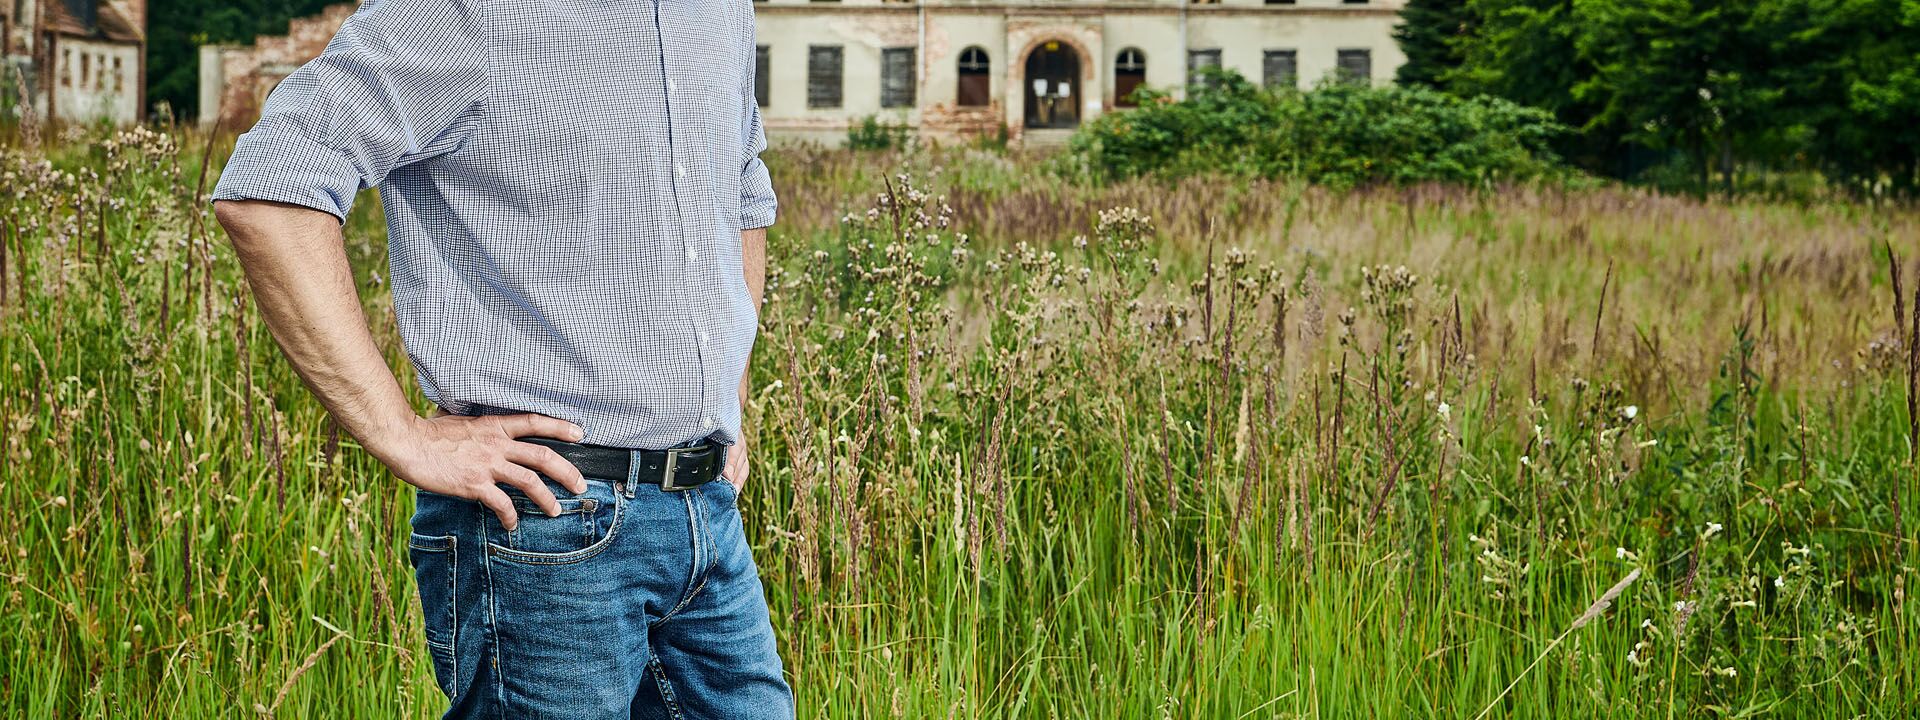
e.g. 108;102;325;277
1394;0;1474;88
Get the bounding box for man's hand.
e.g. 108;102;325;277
723;437;749;496
374;414;589;530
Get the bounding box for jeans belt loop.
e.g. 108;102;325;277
623;449;641;499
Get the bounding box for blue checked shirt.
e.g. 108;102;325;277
212;0;776;450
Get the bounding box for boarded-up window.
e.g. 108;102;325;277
1262;50;1298;90
1115;47;1146;107
1187;49;1221;90
1337;49;1372;85
957;46;990;107
881;47;915;108
808;45;843;109
755;45;770;107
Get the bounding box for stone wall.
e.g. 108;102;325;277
199;2;356;130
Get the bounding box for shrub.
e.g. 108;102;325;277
1066;67;1571;187
847;115;913;152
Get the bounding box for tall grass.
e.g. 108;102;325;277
1;127;1916;718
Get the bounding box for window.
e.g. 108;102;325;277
1265;0;1296;4
1114;47;1146;107
61;48;71;87
1343;0;1369;3
1337;49;1372;84
881;47;915;108
957;46;990;107
1262;50;1297;90
1187;49;1221;90
808;45;843;109
755;45;770;107
112;56;124;93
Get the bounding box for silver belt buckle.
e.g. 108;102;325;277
658;448;685;491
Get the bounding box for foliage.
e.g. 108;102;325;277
2;130;1918;717
1393;0;1475;88
1428;0;1920;195
845;115;914;152
1066;67;1568;187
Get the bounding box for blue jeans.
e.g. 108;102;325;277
406;464;793;719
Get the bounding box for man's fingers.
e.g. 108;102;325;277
474;485;519;531
494;464;562;517
506;442;587;495
497;414;585;443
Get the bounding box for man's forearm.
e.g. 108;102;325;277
738;226;767;409
215;199;417;459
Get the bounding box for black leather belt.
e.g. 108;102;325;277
519;436;725;492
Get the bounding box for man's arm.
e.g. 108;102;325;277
725;226;767;492
215;199;585;529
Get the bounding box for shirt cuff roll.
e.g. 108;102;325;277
738;157;777;230
210;127;365;224
740;197;777;231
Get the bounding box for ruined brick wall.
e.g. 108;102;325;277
201;2;356;129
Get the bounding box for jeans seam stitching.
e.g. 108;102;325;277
652;493;709;627
649;657;685;720
481;512;507;717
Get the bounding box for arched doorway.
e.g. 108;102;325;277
1023;40;1081;129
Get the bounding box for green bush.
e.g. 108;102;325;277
846;115;913;152
1066;67;1571;187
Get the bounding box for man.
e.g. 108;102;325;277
210;0;791;715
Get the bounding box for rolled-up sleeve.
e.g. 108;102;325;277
738;31;777;230
211;0;490;223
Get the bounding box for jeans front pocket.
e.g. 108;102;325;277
488;478;626;566
407;533;459;699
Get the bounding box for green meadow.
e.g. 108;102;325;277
1;128;1916;717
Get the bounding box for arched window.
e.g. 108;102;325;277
1115;47;1146;107
957;46;990;107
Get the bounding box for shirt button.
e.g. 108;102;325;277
675;164;686;178
701;416;715;430
685;247;697;261
698;330;711;345
668;79;677;92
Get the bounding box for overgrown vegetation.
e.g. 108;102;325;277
1065;69;1568;188
846;115;915;152
1401;0;1920;196
3;128;1918;717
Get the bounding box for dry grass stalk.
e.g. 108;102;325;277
1473;567;1643;720
1362;361;1408;536
263;626;349;716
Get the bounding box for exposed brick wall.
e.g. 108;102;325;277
205;2;356;130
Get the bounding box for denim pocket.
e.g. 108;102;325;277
488;479;625;566
706;478;739;509
497;479;619;556
406;533;459;698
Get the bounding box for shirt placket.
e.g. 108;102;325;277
650;0;718;439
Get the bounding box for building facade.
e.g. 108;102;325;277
200;0;1405;144
3;0;146;124
756;0;1405;143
